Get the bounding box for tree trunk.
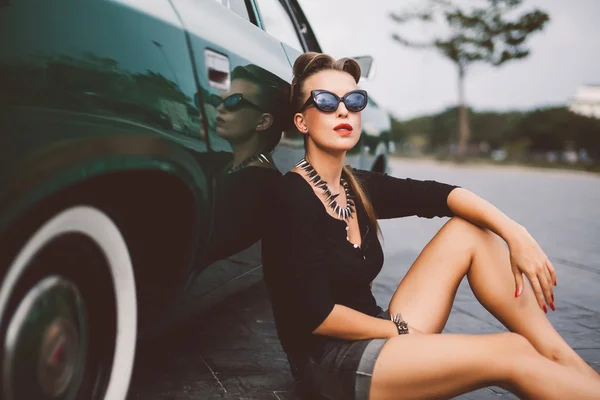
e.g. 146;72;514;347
456;65;470;160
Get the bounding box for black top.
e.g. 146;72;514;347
207;158;282;264
261;168;458;374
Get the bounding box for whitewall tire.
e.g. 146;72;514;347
0;206;137;400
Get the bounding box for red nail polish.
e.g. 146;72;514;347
554;280;557;286
550;302;555;312
551;293;554;302
543;305;547;313
515;290;519;298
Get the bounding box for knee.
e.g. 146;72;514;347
445;216;472;231
444;217;489;250
497;333;539;381
501;332;534;351
446;217;505;252
499;332;539;365
480;229;507;254
445;217;485;239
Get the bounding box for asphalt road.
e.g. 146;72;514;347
127;158;600;400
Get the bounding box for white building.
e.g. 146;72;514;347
569;84;600;119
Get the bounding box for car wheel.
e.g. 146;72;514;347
0;206;137;400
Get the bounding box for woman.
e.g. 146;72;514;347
261;52;600;400
205;64;289;263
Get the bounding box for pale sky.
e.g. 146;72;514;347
297;0;600;120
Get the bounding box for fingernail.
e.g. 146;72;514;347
551;293;554;302
543;305;547;313
550;302;555;312
515;290;518;298
554;280;557;286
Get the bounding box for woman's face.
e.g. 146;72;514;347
295;70;362;153
216;79;263;143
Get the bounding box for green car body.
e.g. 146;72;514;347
0;0;390;398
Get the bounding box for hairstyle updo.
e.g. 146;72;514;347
231;64;291;152
290;52;361;113
290;52;381;238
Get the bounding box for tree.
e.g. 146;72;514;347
431;106;460;150
470;110;522;148
513;107;600;157
390;0;549;159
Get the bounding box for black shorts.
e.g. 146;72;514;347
303;309;391;400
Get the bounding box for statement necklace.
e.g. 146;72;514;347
296;157;355;221
228;152;271;174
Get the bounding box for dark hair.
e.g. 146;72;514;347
290;52;380;237
232;64;291;151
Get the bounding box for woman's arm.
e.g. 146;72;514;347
313;304;398;340
446;188;523;242
446;188;557;311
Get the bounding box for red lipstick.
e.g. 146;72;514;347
334;123;353;136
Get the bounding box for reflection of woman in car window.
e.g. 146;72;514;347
261;53;600;400
205;65;290;264
210;65;287;174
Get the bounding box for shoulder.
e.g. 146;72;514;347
349;168;401;192
264;172;322;236
350;168;398;183
350;168;441;187
273;172;320;214
278;171;308;196
350;168;384;182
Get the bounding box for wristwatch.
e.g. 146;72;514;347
390;312;409;335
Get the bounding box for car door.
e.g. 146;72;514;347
0;0;213;322
169;0;300;316
249;0;317;172
0;0;212;396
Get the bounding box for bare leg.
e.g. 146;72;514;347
369;332;600;400
388;217;598;379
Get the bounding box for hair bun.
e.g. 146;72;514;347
292;52;361;83
290;52;362;112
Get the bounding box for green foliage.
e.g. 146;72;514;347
389;116;409;143
471;110;523;147
390;0;550;71
390;0;550;158
391;107;600;159
513;108;600;157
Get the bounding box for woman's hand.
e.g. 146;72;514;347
445;188;557;312
507;225;557;312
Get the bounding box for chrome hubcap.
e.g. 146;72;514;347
3;276;87;400
38;317;79;396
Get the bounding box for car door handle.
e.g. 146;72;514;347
205;49;230;90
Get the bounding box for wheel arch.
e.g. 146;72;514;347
0;135;212;327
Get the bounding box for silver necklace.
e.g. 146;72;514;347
296;157;355;221
228;152;271;174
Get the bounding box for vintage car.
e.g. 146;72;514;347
0;0;391;398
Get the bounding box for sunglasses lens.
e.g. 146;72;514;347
314;92;339;112
209;94;222;107
345;92;367;112
223;94;242;110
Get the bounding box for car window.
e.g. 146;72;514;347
213;0;251;21
284;0;322;52
255;0;303;51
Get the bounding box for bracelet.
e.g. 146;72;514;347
390;312;409;335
